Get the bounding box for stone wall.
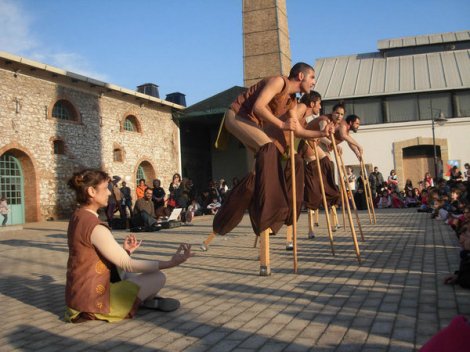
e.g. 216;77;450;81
0;66;180;221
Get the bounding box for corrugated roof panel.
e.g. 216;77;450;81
369;58;386;94
414;54;431;90
442;32;457;42
340;57;361;96
377;40;389;50
400;56;415;91
456;31;470;41
390;38;403;49
454;50;470;85
315;58;335;96
403;37;417;47
441;51;462;87
427;53;446;89
385;56;400;93
416;35;430;46
429;34;444;44
325;56;349;98
355;59;374;95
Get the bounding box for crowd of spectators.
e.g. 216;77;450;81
103;174;236;229
356;163;470;290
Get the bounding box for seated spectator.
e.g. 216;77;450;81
444;226;470;289
404;190;418;208
404;179;413;194
391;192;404;208
65;169;192;323
387;170;399;192
131;188;161;231
167;173;181;211
152;179;166;216
464;163;470;182
136;179;147;200
424;172;434;189
417;189;432;212
206;197;221;215
377;190;391;209
120;181;133;218
184;199;202;225
449;165;464;186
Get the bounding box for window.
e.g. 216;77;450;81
352;98;383;125
455;90;470;117
136;165;145;181
124;115;139;132
53;140;65;155
387;95;418;123
113;148;123;162
52;100;77;121
418;92;452;120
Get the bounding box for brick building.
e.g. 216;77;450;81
0;51;184;224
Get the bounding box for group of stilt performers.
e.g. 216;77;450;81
200;62;377;276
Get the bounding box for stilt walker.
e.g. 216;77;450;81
331;136;361;262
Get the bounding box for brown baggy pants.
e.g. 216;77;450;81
304;156;340;210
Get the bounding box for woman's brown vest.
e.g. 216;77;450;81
65;208;114;314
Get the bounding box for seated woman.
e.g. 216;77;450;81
65;169;193;323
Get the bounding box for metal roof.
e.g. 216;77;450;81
377;30;470;50
314;32;470;100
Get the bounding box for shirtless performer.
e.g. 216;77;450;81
298;102;344;238
201;62;331;276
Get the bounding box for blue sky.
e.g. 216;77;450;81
1;0;469;106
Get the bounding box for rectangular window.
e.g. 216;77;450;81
418;92;452;120
387;95;418;122
352;98;383;125
455;90;470;117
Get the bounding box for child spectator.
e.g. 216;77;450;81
377;190;391;209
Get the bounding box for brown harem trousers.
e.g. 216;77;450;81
304;156;340;211
213;143;291;236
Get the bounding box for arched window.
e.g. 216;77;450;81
135;160;155;185
52;99;78;121
113;147;123;162
53;140;65;155
124;115;139;132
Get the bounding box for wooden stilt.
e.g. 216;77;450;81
308;210;315;237
338;152;365;241
331;136;361;263
201;232;217;251
259;229;271;276
290;130;298;274
314;209;319;226
312;140;335;255
253;235;258;248
286;225;293;249
336;164;348;232
360;161;373;224
361;160;377;224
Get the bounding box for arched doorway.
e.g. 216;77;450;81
0;154;25;225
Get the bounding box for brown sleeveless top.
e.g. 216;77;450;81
65;208;114;314
230;76;297;127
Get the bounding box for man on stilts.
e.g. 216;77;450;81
200;62;330;276
298;102;345;238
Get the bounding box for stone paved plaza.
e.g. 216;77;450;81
0;208;468;351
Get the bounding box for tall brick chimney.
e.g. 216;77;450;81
242;0;292;87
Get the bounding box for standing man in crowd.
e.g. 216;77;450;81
369;166;384;199
120;181;133;218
